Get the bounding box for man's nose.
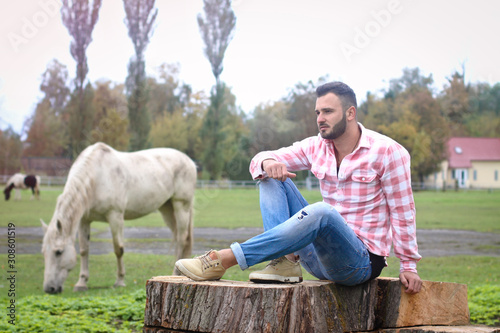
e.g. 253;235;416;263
317;113;325;123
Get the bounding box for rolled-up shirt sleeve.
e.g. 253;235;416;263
249;138;314;180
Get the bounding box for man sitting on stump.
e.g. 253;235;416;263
176;81;423;294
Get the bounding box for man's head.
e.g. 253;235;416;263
316;82;357;112
315;82;357;140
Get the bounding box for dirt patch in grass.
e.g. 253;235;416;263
4;227;500;258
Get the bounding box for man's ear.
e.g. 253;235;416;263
347;106;357;120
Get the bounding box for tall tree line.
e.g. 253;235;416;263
17;62;500;180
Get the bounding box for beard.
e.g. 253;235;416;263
319;111;347;140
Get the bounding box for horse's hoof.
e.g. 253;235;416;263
74;285;88;292
113;282;126;288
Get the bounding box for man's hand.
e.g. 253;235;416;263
399;271;423;294
262;159;296;182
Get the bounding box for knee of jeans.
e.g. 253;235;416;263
259;177;281;190
307;202;338;218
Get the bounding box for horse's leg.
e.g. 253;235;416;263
171;199;194;260
74;220;91;292
14;188;21;200
30;186;35;200
158;201;180;274
108;211;126;288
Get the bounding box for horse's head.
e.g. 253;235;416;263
4;184;14;201
41;218;77;294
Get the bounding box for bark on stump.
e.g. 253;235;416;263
143;276;471;333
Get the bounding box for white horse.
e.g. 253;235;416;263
41;142;197;294
4;173;41;201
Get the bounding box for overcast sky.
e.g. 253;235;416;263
1;0;499;135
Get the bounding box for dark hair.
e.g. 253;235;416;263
316;82;357;111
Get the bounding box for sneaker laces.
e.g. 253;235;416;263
198;250;220;270
268;256;299;267
268;256;286;267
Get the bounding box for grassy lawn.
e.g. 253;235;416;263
414;190;500;233
2;186;499;232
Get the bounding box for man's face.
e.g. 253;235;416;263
315;93;347;140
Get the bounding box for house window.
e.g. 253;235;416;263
473;170;477;181
495;170;499;181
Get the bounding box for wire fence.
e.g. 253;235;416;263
2;174;498;192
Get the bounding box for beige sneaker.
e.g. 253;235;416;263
175;250;226;281
249;256;303;283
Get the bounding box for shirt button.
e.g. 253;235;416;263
362;177;366;181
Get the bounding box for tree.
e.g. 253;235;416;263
286;78;328;142
90;80;129;150
0;127;23;175
24;100;67;157
123;0;158;151
92;80;128;124
248;101;295;155
149;90;207;161
39;59;71;116
61;0;102;157
61;0;102;92
386;67;434;98
200;83;229;180
465;82;500;137
90;108;130;150
439;70;470;135
197;0;236;86
24;60;70;157
67;83;96;157
147;63;191;120
197;0;236;179
360;67;448;182
150;108;189;152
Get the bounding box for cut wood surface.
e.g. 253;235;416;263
375;277;470;328
143;276;473;333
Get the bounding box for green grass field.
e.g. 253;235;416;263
2;186;500;232
0;187;499;331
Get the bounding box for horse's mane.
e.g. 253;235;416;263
54;144;105;236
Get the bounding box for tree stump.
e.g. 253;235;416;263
143;276;472;333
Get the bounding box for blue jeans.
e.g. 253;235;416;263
230;178;372;286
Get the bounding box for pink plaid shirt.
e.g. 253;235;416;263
249;123;421;273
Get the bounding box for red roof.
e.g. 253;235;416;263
448;137;500;168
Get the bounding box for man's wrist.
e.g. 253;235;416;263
400;260;418;273
261;158;276;170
